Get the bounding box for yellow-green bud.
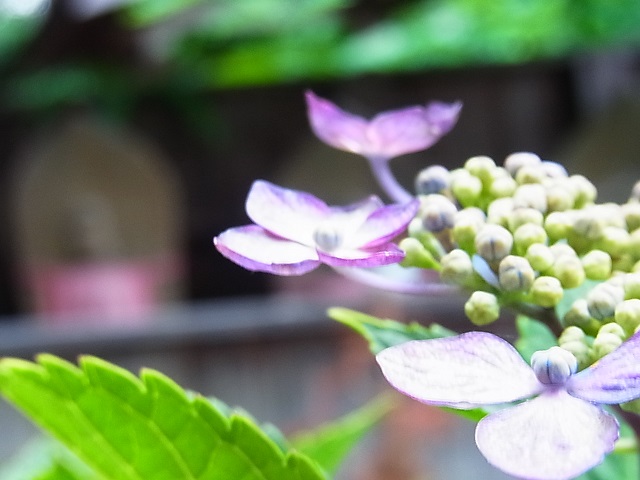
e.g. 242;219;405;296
503;152;541;177
525;243;555;272
622;203;640;232
513;224;548;255
623;273;640;299
545;184;575;212
540;161;568;178
552;254;585;289
592;323;625;359
564;299;600;336
595;226;630;258
630;180;640;203
614;299;640;336
629;229;640;261
559;325;586;344
489;175;517;198
451;174;483;207
415;165;450;195
440;249;474;286
475;224;513;263
581;250;612;280
507;208;544;231
530;276;563;307
515;165;547;185
464;155;496;184
549;243;578;260
464;291;500;325
487;197;514;226
587;283;625;320
570;174;597;207
399;238;439;269
452;208;485;252
420;194;458;233
544;211;573;243
513;184;547;213
498;255;535;291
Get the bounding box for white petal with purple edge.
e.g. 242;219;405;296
376;332;542;408
245;180;329;245
349;200;419;248
476;390;618;480
214;225;320;275
320;243;406;268
567;330;640;404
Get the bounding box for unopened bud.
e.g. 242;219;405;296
544;211;573;243
513;184;547;213
558;326;591;368
570;175;597;207
540;161;568;178
420;194;457;233
451;173;483;207
531;347;577;385
507;208;544;231
515;165;547;185
587;283;625;320
530;276;563;307
498;255;535;292
615;298;640;336
475;224;513;263
440;249;474;285
564;299;600;336
624;273;640;299
464;291;500;325
545;184;574;212
487;197;514;226
592;323;625;359
595;226;630;258
464;155;496;184
581;250;612;281
622;203;640;231
503;152;541;177
489;175;517;198
552;255;585;289
525;243;554;272
399;238;439;269
452;208;485;252
513;224;548;255
415;165;451;195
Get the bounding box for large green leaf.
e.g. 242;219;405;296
328;307;455;355
0;355;326;480
291;394;394;475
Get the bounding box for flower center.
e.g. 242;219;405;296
313;221;343;252
531;346;577;385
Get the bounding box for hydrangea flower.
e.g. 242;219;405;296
377;331;640;480
305;91;462;203
214;180;419;275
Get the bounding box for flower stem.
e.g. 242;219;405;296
367;156;414;203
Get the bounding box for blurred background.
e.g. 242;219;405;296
0;0;639;478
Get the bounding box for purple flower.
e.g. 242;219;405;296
305;91;462;160
214;180;419;275
377;331;640;480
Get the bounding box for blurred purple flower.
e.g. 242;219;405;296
214;180;419;275
305;90;461;161
377;331;640;480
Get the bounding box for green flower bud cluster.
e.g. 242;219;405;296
406;152;640;327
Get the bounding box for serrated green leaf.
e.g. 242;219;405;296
0;355;327;480
328;307;455;354
515;315;558;363
290;394;395;475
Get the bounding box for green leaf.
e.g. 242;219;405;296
328;307;455;354
0;355;326;480
515;315;558;363
290;394;395;475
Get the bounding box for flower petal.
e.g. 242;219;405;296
245;180;329;245
376;332;542;408
567;330;640;403
367;101;462;158
214;225;320;275
305;90;370;154
476;390;619;480
320;243;406;268
349;199;420;248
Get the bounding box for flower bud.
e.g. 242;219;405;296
464;155;496;184
515;165;547;185
624;273;640;299
551;254;585;289
540;161;568;178
513;184;547;213
451;173;482;207
587;282;625;320
530;275;563;307
549;243;578;259
622;202;640;232
513;224;548;255
594;226;630;258
570;174;597;208
544;211;573;243
507;208;544;231
452;207;485;252
464;291;500;325
563;299;600;336
503;152;541;177
498;255;535;291
486;197;514;226
525;243;554;272
399;238;439;269
531;347;577;385
545;184;574;212
415;165;451;195
489;174;517;198
592;323;625;359
615;299;640;336
420;194;457;233
475;224;513;263
630;180;640;203
440;249;474;285
581;250;612;280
